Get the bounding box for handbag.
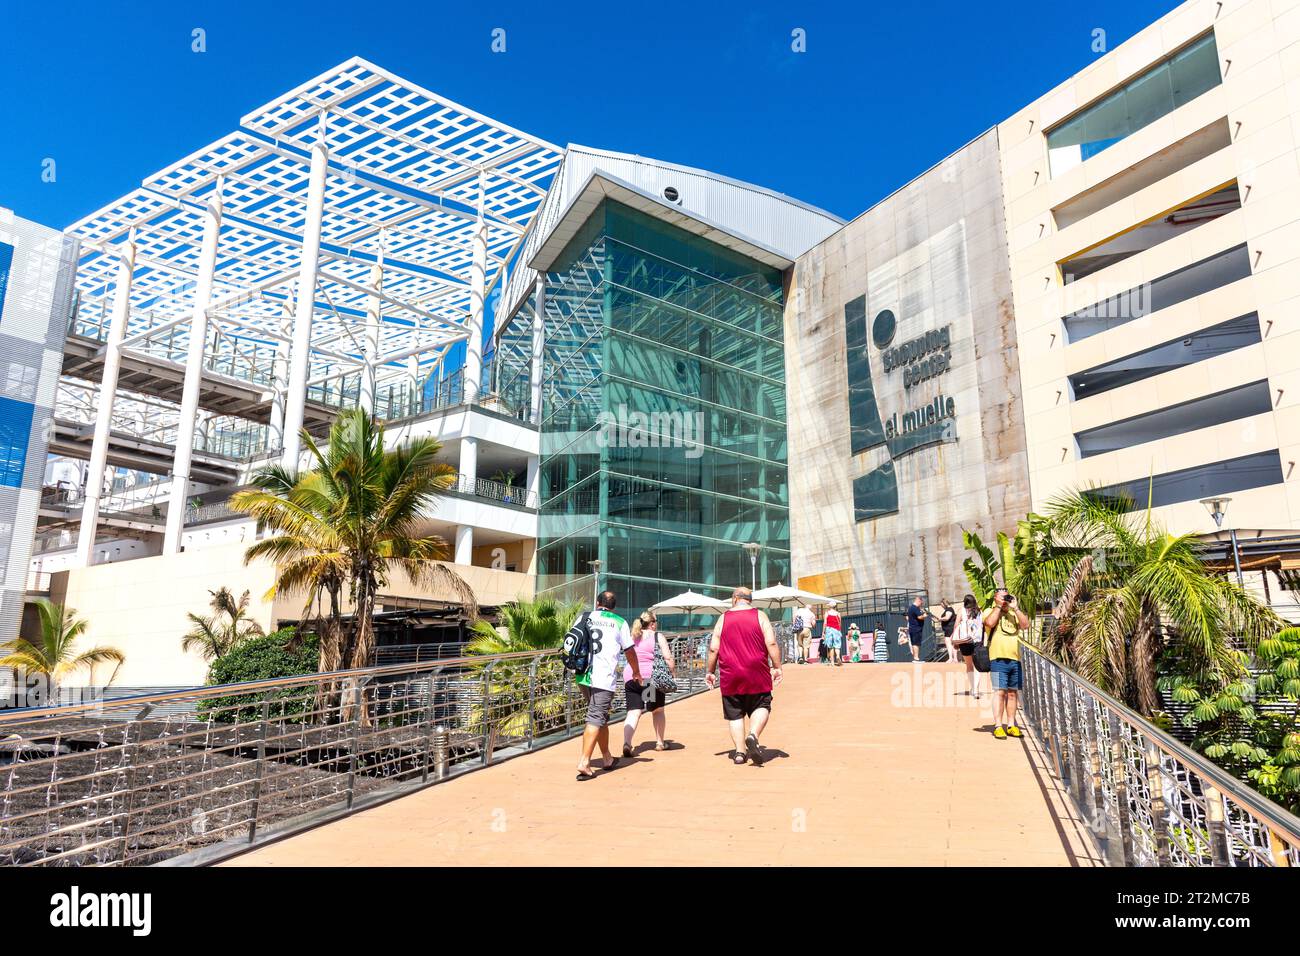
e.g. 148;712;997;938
651;637;678;692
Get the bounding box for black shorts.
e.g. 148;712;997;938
722;692;773;721
955;642;976;658
625;680;666;712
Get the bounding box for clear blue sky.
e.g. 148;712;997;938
1;0;1179;228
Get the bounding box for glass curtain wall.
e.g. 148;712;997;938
535;201;791;619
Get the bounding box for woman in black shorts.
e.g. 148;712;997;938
952;594;984;699
622;612;677;756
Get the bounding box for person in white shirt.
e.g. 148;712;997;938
575;590;641;780
951;593;985;699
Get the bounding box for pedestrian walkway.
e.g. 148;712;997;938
225;663;1102;867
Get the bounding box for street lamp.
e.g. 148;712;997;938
1200;496;1244;588
742;542;761;591
587;558;603;609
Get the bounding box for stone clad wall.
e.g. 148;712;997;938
784;129;1032;601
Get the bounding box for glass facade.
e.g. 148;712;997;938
532;201;790;619
1047;32;1221;177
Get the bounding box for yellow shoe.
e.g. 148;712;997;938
1007;725;1022;738
993;726;1007;739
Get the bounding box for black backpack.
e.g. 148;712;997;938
561;612;594;674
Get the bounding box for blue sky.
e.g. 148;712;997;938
1;0;1178;228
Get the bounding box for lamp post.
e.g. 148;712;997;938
742;542;761;592
1200;496;1244;588
588;559;603;609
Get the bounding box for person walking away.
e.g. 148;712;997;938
952;594;984;698
794;605;813;664
706;587;783;765
622;611;675;756
983;588;1030;739
576;590;641;779
874;625;888;662
905;596;928;663
938;600;957;661
822;606;844;666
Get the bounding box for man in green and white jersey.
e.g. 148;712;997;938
576;590;641;780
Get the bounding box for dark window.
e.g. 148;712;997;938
1070;313;1261;399
1075;380;1272;458
1088;450;1284;510
1064;243;1250;342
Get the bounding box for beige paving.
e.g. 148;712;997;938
225;662;1102;867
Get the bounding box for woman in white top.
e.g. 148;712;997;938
951;593;986;699
622;612;676;756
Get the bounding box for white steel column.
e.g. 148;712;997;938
465;171;487;400
407;355;421;415
268;297;292;451
196;410;212;451
75;231;137;567
281;115;330;468
456;434;478;562
163;180;224;554
526;453;540;506
360;248;383;416
530;275;545;424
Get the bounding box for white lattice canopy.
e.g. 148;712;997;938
67;57;563;397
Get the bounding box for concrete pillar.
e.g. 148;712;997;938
360;246;383;416
163;181;223;555
454;525;474;565
460;435;478;482
465;171;486;401
281;115;330;468
530;275;545;424
75;231;137;567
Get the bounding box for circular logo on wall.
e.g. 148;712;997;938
871;309;896;349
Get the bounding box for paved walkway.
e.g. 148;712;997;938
226;663;1102;867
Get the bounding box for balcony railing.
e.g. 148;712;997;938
1020;643;1300;867
449;473;537;510
0;632;712;866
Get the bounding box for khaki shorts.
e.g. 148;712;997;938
580;685;615;727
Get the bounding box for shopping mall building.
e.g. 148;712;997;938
6;0;1300;687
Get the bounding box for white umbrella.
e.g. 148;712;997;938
750;584;839;610
648;590;731;616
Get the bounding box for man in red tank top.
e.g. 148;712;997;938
705;587;783;766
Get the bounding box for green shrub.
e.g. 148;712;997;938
199;628;318;723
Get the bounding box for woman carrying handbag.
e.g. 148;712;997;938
622;611;677;756
952;594;986;699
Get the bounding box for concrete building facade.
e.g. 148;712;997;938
784;131;1031;601
999;0;1300;538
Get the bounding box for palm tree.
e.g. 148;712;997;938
465;597;582;745
465;597;581;656
1018;487;1280;715
231;409;476;679
181;587;265;665
0;599;124;699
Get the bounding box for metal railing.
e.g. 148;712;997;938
450;473;538;510
1019;643;1300;867
0;631;711;867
